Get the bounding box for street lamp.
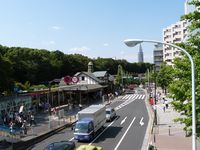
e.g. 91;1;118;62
124;39;196;150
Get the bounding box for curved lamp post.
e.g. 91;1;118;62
124;39;196;150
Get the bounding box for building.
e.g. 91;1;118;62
138;44;144;63
163;20;188;65
153;43;163;71
163;0;197;65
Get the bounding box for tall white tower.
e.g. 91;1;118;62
138;44;144;63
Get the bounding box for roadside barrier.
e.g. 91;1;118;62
13;121;75;150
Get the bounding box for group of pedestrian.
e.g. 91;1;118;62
1;111;37;136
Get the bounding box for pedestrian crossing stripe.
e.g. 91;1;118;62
121;94;145;100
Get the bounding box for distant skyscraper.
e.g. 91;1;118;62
138;44;144;63
154;43;163;72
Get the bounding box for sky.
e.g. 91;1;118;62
0;0;187;63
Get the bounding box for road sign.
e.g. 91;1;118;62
71;76;79;83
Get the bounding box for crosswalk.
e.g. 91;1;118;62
121;94;145;100
115;94;146;110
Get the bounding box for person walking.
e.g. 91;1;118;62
9;121;14;134
21;120;27;135
165;100;169;109
30;114;36;126
163;103;166;112
79;104;82;110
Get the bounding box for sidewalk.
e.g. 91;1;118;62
20;105;83;142
153;95;200;150
0;105;82;150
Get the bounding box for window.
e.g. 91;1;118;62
81;76;85;81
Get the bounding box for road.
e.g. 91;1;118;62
28;88;149;150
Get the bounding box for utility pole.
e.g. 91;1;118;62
154;67;157;125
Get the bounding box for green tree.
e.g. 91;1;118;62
115;65;123;87
169;0;200;137
0;54;13;93
157;63;174;94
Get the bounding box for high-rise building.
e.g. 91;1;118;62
138;44;144;63
163;20;188;65
154;44;163;72
163;0;196;65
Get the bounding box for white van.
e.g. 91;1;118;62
106;107;116;121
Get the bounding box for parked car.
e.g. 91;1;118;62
44;141;75;150
76;145;103;150
106;107;116;121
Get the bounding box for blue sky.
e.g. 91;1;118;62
0;0;186;63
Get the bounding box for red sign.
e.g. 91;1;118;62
71;76;79;83
64;76;72;84
64;76;79;84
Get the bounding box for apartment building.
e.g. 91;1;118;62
162;0;196;65
163;20;188;65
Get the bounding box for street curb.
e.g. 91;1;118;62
13;121;76;150
141;89;154;150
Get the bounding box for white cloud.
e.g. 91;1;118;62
69;46;91;54
103;43;109;47
51;26;61;30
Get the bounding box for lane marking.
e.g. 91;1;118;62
88;118;116;145
114;117;136;150
140;117;144;126
69;137;74;141
120;116;127;125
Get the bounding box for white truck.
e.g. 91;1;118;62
74;104;106;141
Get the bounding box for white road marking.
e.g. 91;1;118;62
139;117;144;126
141;95;145;99
89;118;116;145
69;137;74;141
114;117;136;150
120;116;127;125
135;94;139;99
139;95;142;99
133;94;137;99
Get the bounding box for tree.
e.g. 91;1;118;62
157;63;174;94
115;65;123;87
0;54;13;93
169;0;200;137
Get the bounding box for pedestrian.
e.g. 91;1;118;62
79;104;82;110
9;121;14;134
163;103;166;112
21;120;27;135
30;114;36;126
165;100;169;109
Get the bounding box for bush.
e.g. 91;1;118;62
148;144;156;150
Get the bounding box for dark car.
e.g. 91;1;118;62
44;141;75;150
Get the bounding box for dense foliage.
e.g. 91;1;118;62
0;45;152;94
168;0;200;137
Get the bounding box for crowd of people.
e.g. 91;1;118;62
1;110;36;136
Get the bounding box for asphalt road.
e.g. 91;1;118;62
29;88;149;150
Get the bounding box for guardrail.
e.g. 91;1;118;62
13;121;75;150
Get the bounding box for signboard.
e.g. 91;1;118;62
64;76;72;84
71;76;79;83
64;76;79;84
